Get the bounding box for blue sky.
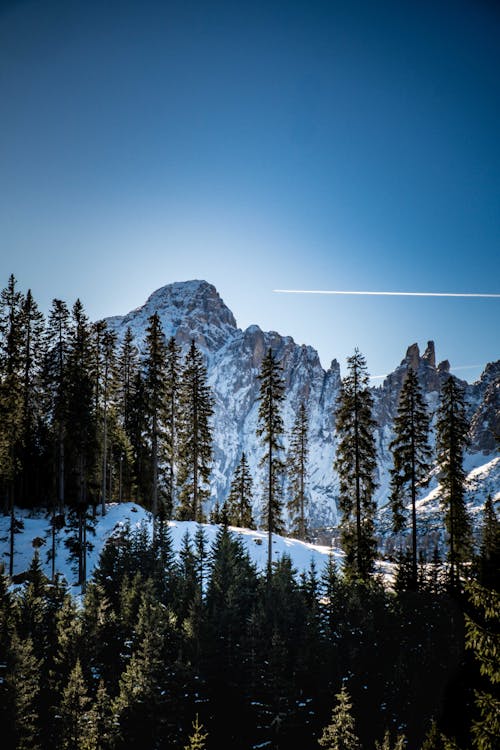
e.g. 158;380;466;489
1;0;499;380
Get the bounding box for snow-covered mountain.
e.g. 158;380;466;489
105;280;499;534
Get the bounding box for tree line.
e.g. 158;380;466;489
0;275;485;589
0;514;498;750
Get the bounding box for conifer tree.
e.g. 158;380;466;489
318;685;361;750
143;313;168;521
66;300;96;588
334;349;378;579
464;581;500;750
184;714;208;750
257;347;286;575
5;633;42;750
19;289;45;503
165;336;181;518
177;340;214;521
226;451;255;528
0;274;24;574
98;327;117;515
389;368;432;589
116;327;139;501
436;376;471;586
477;496;500;590
287;400;309;539
58;659;94;750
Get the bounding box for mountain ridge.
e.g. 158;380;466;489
105;279;499;532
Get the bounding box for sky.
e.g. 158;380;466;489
1;0;499;381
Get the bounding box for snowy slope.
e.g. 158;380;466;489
0;503;341;589
104;280;499;533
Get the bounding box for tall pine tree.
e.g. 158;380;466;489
287;400;309;540
389;368;432;589
318;686;361;750
436;375;471;586
257;347;286;575
165;336;181;519
334;349;378;579
142;313;168;521
177;340;213;522
226;452;255;528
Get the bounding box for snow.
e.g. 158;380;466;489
0;502;342;589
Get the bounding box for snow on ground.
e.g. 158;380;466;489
0;503;343;590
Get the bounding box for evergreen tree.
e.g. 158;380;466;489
226;451;255;528
318;685;361;750
436;376;471;586
184;715;208;750
143;312;168;520
0;274;24;574
464;581;500;750
19;288;45;504
116;326;139;500
257;347;286;575
97;327;117;515
375;730;406;750
477;496;500;591
58;659;94;750
177;340;214;521
287;400;309;539
334;349;378;579
165;335;181;518
389;368;432;589
5;633;42;750
66;300;97;589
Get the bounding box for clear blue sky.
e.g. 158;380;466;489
1;0;499;380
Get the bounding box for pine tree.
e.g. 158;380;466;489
143;313;168;521
97;327;117;515
375;730;406;750
58;659;94;750
5;633;42;750
66;300;97;589
389;368;432;589
436;376;471;586
257;347;286;575
0;274;25;575
477;496;500;590
165;336;181;518
177;340;214;521
184;715;208;750
226;451;255;528
464;581;500;750
318;685;361;750
287;400;309;539
334;349;378;579
19;288;45;504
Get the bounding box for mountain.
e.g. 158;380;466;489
105;280;499;535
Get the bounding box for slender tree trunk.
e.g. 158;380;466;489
267;397;273;579
101;401;108;516
193;379;198;521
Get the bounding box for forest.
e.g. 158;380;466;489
0;274;498;750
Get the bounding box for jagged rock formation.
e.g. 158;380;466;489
105;280;499;530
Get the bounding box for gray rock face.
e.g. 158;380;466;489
105;280;499;529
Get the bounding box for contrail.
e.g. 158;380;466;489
273;289;500;298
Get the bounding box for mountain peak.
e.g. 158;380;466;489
144;280;237;330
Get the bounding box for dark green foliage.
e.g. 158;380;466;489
464;582;500;750
389;368;432;590
226;451;255;528
165;336;181;518
436;376;472;585
287;400;309;539
257;347;286;573
5;633;42;750
177;340;214;521
477;496;500;591
334;349;378;579
143;312;168;519
57;659;94;750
